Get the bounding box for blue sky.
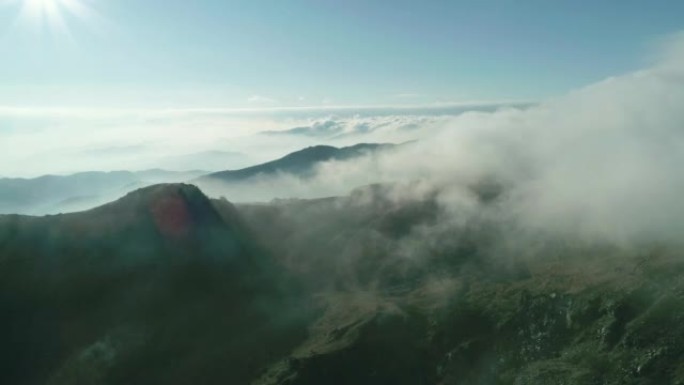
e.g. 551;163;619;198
0;0;683;108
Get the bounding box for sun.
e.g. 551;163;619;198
5;0;96;36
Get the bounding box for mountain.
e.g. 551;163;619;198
0;184;309;385
2;183;684;384
196;143;394;184
236;186;684;385
0;170;207;215
0;144;394;215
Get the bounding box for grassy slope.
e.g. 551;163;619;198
1;183;683;384
239;192;684;385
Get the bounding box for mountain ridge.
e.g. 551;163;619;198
197;143;394;183
0;169;208;215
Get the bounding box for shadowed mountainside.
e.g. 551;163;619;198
1;183;684;384
236;185;684;385
0;184;310;385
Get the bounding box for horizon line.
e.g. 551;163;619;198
0;100;536;117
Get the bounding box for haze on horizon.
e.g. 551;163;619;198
1;0;684;177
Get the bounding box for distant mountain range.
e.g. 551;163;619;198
0;143;393;215
0;169;206;215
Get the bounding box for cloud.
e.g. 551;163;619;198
201;33;684;247
0;102;527;177
3;31;684;251
258;115;453;143
262;120;345;137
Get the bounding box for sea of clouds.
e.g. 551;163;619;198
204;34;684;246
2;34;683;247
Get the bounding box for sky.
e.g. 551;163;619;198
1;0;683;108
0;0;683;177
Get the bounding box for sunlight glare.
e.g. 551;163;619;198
12;0;96;37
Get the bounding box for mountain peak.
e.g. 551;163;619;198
198;142;394;184
85;183;222;239
116;183;205;204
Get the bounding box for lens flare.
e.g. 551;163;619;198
5;0;98;37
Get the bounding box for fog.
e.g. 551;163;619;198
203;35;684;247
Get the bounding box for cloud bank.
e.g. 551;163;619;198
203;34;684;246
0;102;522;177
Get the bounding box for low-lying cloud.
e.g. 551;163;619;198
203;34;684;246
0;103;521;177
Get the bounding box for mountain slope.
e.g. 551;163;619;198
0;184;308;385
2;183;684;384
197;143;393;184
236;187;684;385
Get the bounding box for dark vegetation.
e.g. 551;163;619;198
1;182;684;384
0;184;309;385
